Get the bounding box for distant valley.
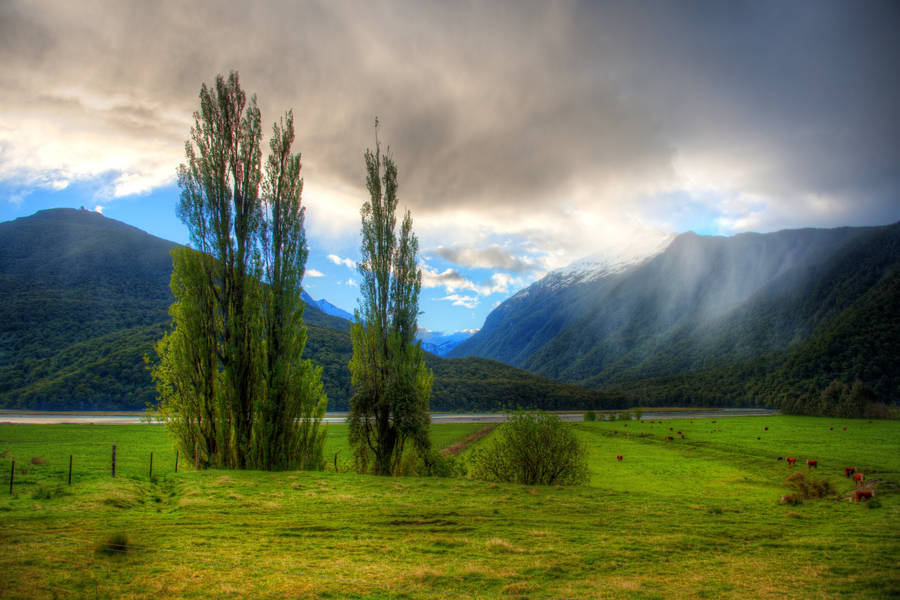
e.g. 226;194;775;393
2;208;897;414
0;208;618;412
451;223;900;408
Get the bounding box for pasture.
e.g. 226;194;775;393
1;416;898;598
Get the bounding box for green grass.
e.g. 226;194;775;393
1;416;898;599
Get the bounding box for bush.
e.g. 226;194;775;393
784;472;836;500
632;407;643;421
583;410;597;422
468;411;588;486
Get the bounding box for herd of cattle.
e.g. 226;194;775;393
608;420;878;503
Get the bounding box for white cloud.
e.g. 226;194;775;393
439;294;479;309
306;268;324;277
327;254;356;269
420;260;523;297
344;278;358;287
93;205;104;214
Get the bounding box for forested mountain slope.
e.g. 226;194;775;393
0;208;617;411
451;223;900;406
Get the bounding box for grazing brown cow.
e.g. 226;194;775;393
616;455;623;461
807;460;818;469
665;436;674;441
787;457;796;466
844;467;857;478
777;457;784;461
855;490;873;502
764;426;768;431
854;472;865;487
842;427;847;431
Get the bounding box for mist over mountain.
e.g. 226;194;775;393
0;208;616;411
451;224;900;405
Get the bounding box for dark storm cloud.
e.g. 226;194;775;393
1;0;898;239
430;245;535;274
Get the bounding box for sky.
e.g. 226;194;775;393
1;0;898;334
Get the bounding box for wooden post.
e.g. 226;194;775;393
194;441;199;470
68;455;73;486
112;445;116;478
9;460;14;495
149;452;154;480
175;450;179;474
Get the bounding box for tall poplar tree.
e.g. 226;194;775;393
152;72;326;470
348;122;433;475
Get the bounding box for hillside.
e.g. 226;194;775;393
451;223;900;407
0;208;613;411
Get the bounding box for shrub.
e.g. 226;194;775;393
784;471;835;500
781;493;804;506
468;411;588;486
631;407;643;421
583;410;597;422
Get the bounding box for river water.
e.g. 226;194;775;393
0;408;778;425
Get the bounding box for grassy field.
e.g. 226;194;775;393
1;416;898;599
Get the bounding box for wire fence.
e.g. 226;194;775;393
2;438;183;495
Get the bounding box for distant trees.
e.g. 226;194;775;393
469;411;588;486
348;122;433;475
152;72;327;470
778;378;895;419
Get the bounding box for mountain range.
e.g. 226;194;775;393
297;293;476;357
0;208;620;412
450;223;900;406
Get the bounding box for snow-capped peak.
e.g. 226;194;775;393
546;231;676;287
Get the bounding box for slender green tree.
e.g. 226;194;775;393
152;72;326;470
255;112;327;470
348;121;433;475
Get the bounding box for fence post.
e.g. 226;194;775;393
175;450;179;474
149;452;154;480
68;455;73;486
9;460;13;495
112;445;116;478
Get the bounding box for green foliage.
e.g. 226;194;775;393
469;411;588;486
348;123;432;475
152;72;326;471
583;410;597;422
